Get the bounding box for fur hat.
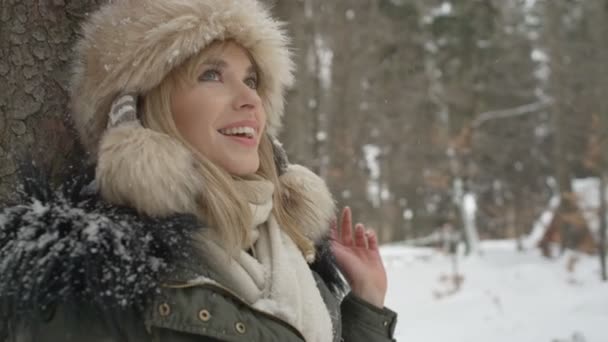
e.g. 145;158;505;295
70;0;294;158
68;0;335;243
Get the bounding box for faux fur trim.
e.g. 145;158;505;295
0;166;200;315
96;123;337;242
281;164;336;241
70;0;294;157
0;165;345;322
96;123;204;217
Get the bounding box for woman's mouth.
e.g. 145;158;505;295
218;126;257;147
218;126;256;138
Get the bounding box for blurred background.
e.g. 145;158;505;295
267;2;608;340
1;0;607;341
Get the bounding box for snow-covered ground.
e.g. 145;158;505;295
382;241;608;342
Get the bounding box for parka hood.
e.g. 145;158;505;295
0;165;345;320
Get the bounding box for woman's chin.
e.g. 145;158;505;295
220;157;260;177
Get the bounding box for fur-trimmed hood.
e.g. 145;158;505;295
71;0;294;158
96;125;336;243
0;165;345;320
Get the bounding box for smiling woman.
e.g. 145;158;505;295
0;0;398;341
161;41;266;176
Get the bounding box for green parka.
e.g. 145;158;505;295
0;167;397;342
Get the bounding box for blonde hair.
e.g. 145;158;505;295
140;41;315;257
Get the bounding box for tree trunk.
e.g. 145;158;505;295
271;0;324;172
454;177;480;255
0;0;99;204
547;0;577;254
552;82;575;253
599;172;607;281
595;0;608;283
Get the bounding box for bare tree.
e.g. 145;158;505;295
543;0;605;257
586;0;608;281
271;0;326;172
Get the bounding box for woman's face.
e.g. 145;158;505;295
171;42;266;176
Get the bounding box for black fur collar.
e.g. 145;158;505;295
0;164;345;320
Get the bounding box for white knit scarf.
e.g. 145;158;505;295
197;180;334;342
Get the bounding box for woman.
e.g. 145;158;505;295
0;0;397;341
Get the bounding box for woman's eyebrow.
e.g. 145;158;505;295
202;58;227;68
203;58;257;75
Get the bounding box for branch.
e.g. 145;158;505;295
472;97;554;128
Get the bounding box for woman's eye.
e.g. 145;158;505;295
244;76;258;90
199;69;221;82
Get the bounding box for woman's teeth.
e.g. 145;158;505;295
219;126;255;138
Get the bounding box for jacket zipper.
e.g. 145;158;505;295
161;281;307;341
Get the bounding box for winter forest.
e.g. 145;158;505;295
1;0;607;341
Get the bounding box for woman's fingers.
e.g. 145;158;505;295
367;229;378;250
341;207;353;245
337;207;376;250
354;224;367;248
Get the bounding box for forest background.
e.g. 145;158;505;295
1;0;607;264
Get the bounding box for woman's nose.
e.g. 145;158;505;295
232;82;261;111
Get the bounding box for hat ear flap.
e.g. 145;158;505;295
96;94;205;217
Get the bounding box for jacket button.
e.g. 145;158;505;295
198;309;211;322
158;303;171;317
235;322;247;334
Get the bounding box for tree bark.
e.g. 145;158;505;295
0;0;100;204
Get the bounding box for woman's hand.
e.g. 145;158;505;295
330;207;388;308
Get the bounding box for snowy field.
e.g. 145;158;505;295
382;241;608;342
